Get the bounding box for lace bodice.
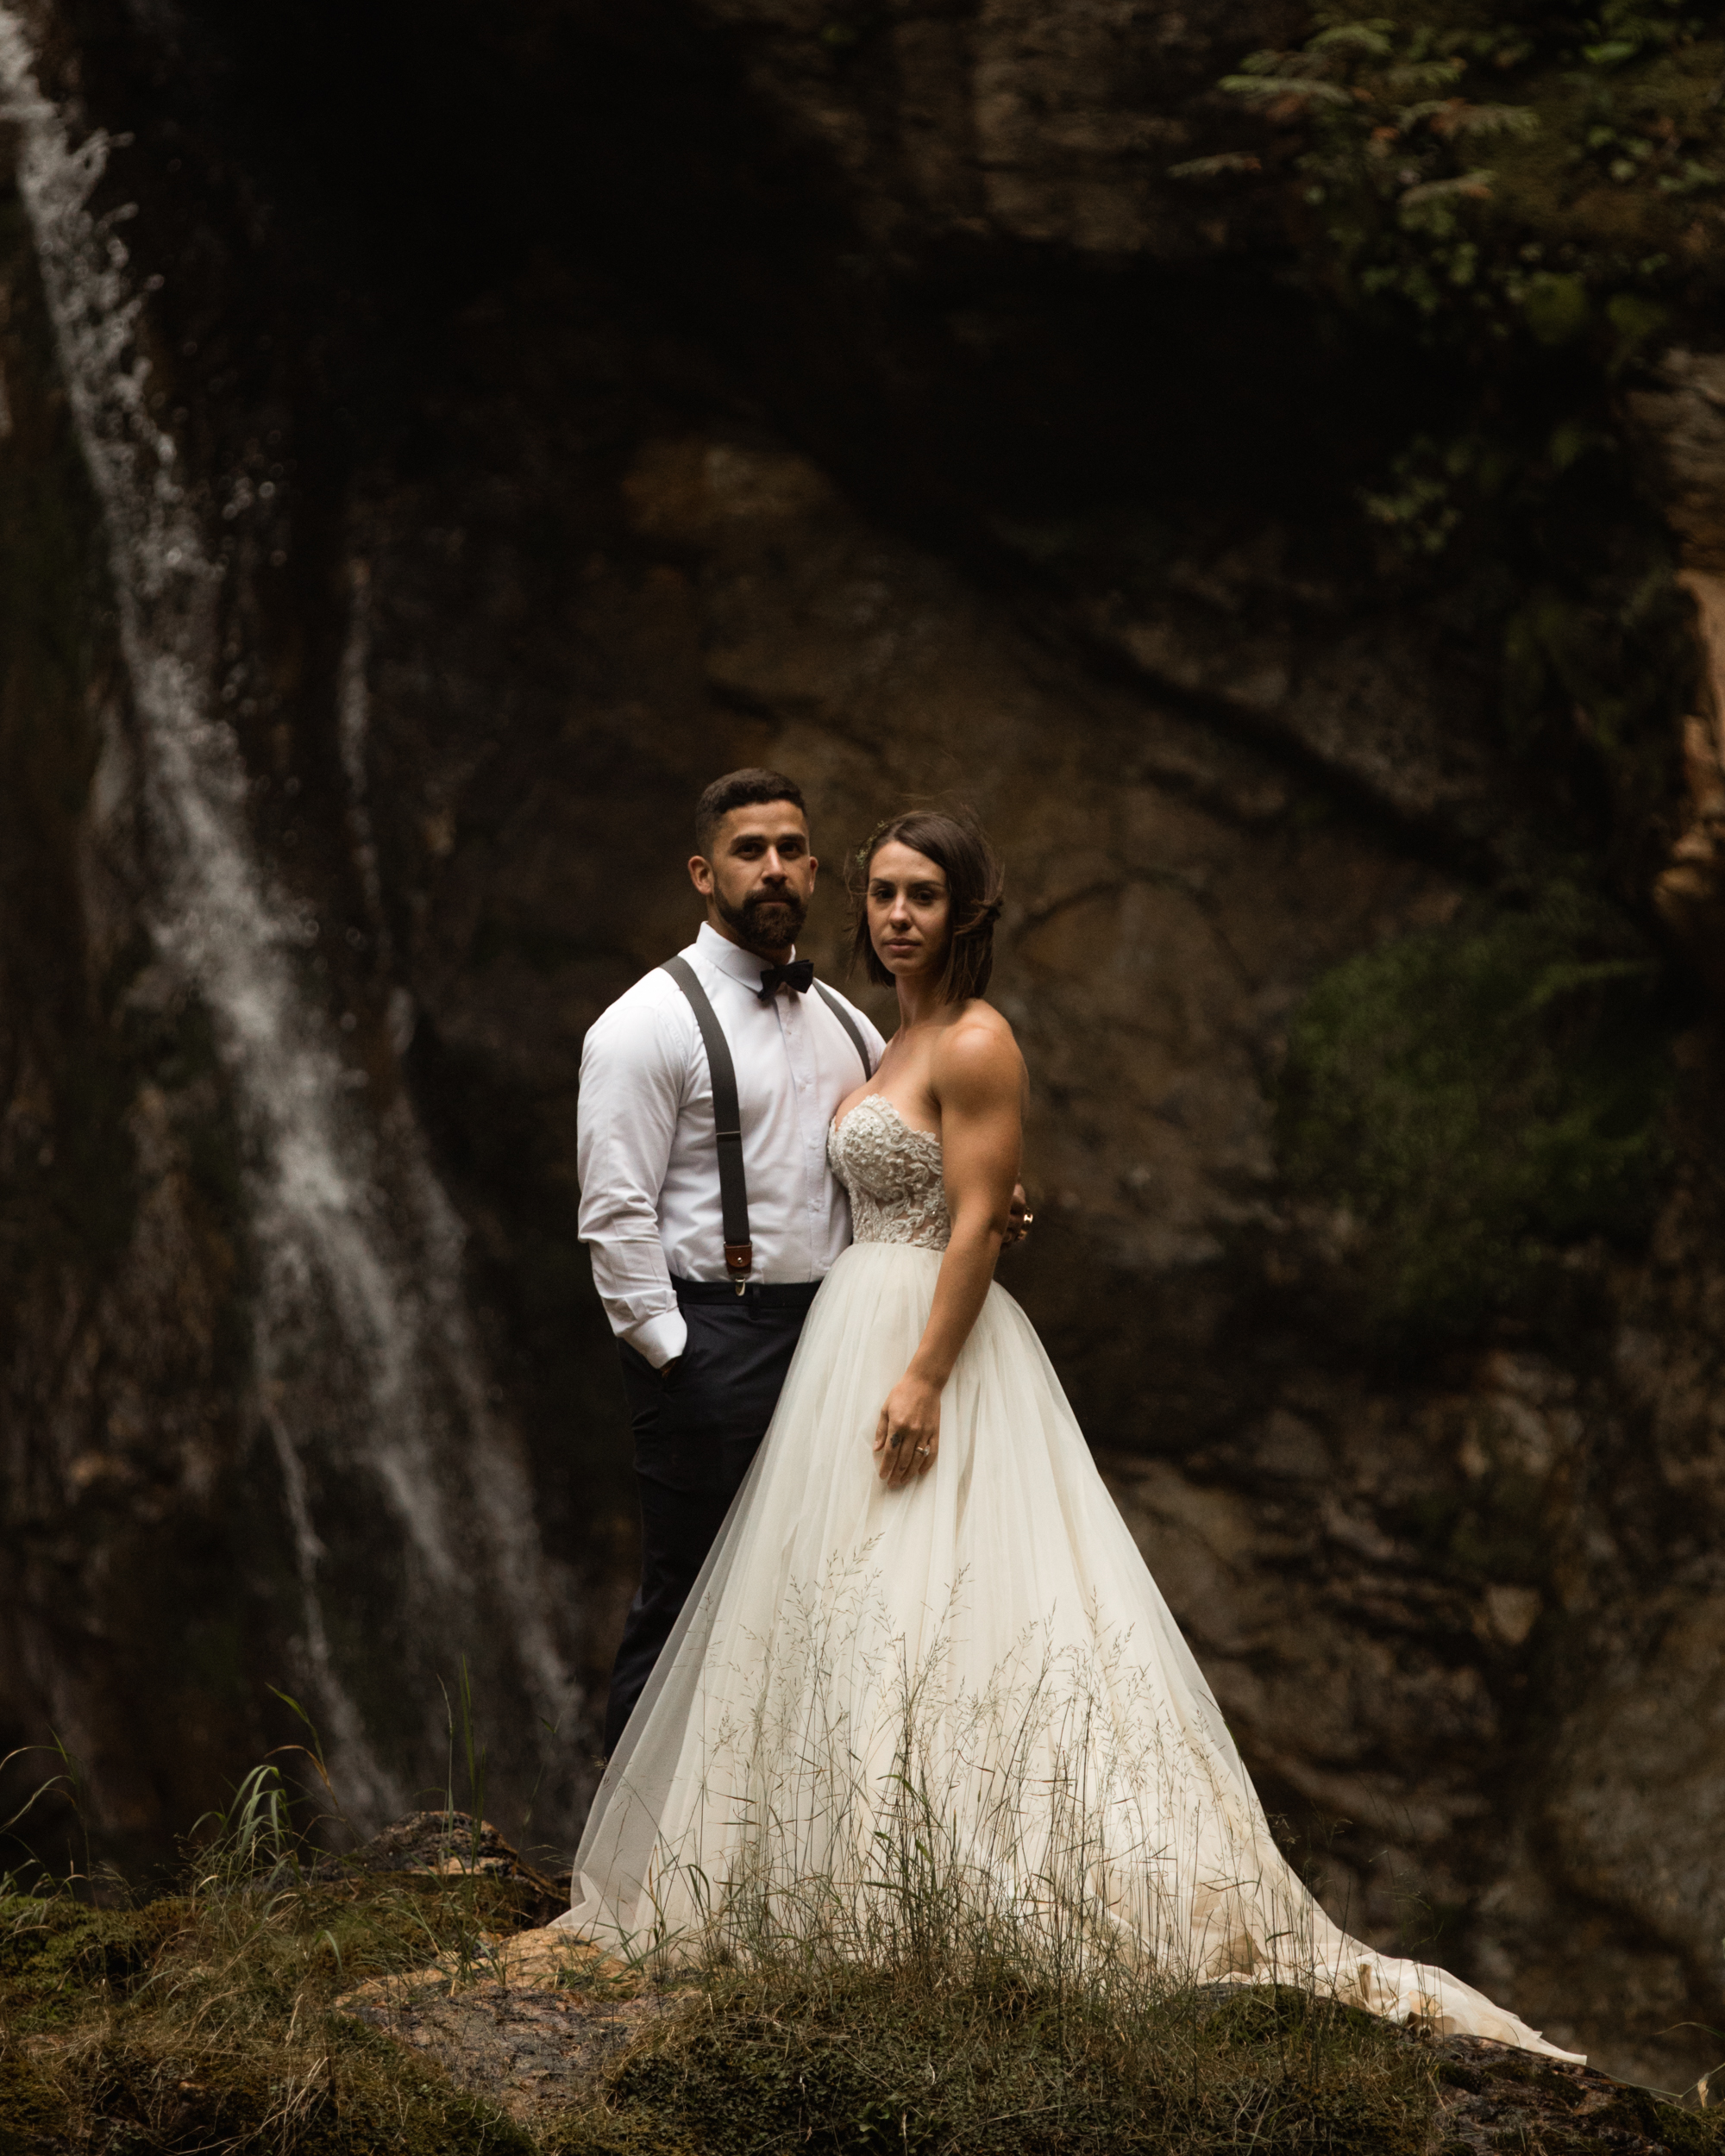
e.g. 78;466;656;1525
828;1094;950;1252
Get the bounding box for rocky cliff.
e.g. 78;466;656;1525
2;0;1723;2086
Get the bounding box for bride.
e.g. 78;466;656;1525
558;807;1579;2061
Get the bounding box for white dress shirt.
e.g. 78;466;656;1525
577;923;887;1368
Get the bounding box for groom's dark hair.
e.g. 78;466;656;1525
850;808;1005;1004
695;768;806;856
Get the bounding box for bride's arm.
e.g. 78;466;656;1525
875;1023;1022;1487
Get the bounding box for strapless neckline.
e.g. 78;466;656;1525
831;1092;941;1148
827;1092;950;1251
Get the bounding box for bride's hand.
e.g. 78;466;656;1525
874;1374;940;1486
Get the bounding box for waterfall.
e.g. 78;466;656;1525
0;12;575;1827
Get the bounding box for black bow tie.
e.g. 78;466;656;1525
758;959;815;1000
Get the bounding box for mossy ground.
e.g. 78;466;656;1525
0;1863;543;2153
6;1852;1722;2155
550;1970;1438;2156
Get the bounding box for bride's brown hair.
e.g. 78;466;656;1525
849;808;1005;1004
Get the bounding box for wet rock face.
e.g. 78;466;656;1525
0;155;268;1847
688;0;1305;259
1;0;1722;2091
1628;352;1725;988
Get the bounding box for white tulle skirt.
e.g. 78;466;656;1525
557;1243;1579;2060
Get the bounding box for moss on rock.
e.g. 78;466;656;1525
1277;890;1673;1343
550;1974;1438;2156
0;1861;543;2156
0;1896;191;2032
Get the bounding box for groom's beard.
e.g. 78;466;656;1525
717;888;806;950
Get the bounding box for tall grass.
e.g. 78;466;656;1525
561;1966;1441;2156
551;1589;1530;2154
0;1747;543;2153
555;1620;1444;2154
3;1658;1719;2155
580;1570;1411;2021
557;1649;1725;2155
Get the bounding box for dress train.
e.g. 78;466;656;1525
559;1099;1580;2063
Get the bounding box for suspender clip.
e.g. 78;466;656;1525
724;1241;754;1292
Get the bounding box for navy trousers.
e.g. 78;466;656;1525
603;1277;820;1756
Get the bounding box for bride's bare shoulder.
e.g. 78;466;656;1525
932;1000;1023;1098
949;996;1017;1047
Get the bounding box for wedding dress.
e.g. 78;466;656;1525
558;1093;1579;2060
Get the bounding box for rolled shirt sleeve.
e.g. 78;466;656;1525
576;990;690;1368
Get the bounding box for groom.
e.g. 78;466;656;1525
578;769;888;1753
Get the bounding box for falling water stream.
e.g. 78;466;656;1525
0;11;575;1826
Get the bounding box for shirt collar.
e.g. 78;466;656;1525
695;919;796;990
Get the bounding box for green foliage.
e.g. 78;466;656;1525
1168;6;1705;920
1499;557;1693;767
1201;6;1723;348
1277;893;1673;1344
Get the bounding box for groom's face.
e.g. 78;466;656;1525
690;801;819;956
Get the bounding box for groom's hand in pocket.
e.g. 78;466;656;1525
875;1374;941;1487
